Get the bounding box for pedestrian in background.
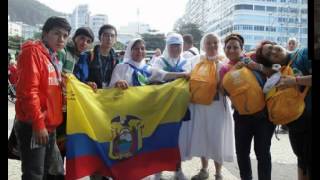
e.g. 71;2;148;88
149;48;162;65
182;34;199;60
286;37;298;52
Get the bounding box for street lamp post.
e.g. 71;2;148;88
137;8;140;34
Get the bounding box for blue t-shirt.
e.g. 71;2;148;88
289;48;311;114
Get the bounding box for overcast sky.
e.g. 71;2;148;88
37;0;188;33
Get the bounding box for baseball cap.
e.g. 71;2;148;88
73;27;94;42
166;33;183;45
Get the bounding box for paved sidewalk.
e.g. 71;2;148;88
9;157;238;180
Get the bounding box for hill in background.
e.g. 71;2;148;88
8;0;67;25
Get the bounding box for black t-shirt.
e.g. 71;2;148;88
87;45;118;88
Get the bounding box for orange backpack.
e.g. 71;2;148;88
189;57;218;105
222;66;265;115
265;57;309;125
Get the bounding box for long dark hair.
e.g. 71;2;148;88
255;40;277;68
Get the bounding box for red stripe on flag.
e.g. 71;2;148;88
66;148;180;180
111;148;180;180
66;156;112;180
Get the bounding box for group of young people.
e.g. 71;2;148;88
12;16;311;180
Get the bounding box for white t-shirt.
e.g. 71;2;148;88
182;47;200;60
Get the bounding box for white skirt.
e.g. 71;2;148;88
179;93;235;164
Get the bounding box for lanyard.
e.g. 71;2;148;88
48;48;62;83
97;50;110;83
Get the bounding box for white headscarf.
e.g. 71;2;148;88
199;32;226;58
123;38;146;63
162;32;184;60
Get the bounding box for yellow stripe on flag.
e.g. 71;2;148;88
65;74;190;142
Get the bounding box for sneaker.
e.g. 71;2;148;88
174;170;187;180
191;169;209;180
215;174;223;180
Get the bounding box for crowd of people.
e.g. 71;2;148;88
10;16;312;180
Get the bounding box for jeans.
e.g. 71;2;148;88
14;120;62;180
287;109;311;176
233;110;275;180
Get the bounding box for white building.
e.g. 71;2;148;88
183;0;308;51
117;33;141;45
119;22;151;35
21;23;41;40
69;4;90;34
184;0;209;30
8;21;22;37
90;14;108;42
8;18;41;39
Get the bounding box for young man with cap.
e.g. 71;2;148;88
54;26;95;180
14;16;71;180
59;26;94;73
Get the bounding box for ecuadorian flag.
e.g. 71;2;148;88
65;74;190;180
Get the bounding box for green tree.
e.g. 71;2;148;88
8;35;24;50
114;41;126;50
140;33;166;51
174;20;204;49
33;32;42;40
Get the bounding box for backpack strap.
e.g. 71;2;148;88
281;50;300;75
287;50;300;67
252;70;265;87
188;49;197;56
89;49;95;62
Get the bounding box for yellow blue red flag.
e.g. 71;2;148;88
65;74;190;180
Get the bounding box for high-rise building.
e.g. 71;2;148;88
117;33;141;45
119;22;151;35
183;0;308;51
8;21;22;37
90;14;108;42
20;23;41;40
184;0;209;29
69;4;90;34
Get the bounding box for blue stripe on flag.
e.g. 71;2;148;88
66;122;181;166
